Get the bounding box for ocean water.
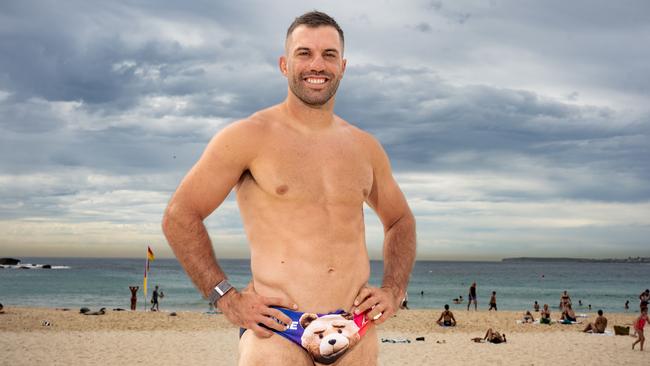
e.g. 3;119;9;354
1;257;648;313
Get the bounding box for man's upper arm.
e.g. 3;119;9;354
168;120;259;220
365;135;413;230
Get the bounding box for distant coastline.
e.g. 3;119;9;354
502;256;650;263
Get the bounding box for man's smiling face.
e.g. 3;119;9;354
282;25;346;107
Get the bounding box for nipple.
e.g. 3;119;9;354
276;185;289;195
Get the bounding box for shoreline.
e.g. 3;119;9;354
1;307;647;365
2;302;639;319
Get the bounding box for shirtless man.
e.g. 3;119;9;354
162;11;416;366
582;309;607;333
436;304;457;326
467;282;477;311
471;328;506;344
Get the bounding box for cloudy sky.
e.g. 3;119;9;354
1;0;649;260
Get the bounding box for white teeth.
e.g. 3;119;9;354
306;78;326;84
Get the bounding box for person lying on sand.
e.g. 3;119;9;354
471;328;506;344
82;307;106;316
436;304;457;326
522;310;535;323
582;309;607;333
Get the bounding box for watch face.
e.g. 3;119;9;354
217;282;232;295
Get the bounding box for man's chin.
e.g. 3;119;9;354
290;85;337;107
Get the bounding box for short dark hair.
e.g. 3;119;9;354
286;11;344;49
597;309;603;316
444;304;449;310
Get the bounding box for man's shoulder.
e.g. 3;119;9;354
335;116;386;155
209;109;279;151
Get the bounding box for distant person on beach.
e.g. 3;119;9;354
161;10;416;365
632;308;648;351
534;301;540;312
437;304;457;327
522;310;535;323
453;295;463;304
560;290;571;310
640;289;650;310
582;309;607;333
540;304;551;324
625;300;630;311
472;328;506;344
561;303;577;322
129;286;139;311
151;285;161;311
0;302;4;314
467;282;477;311
488;291;497;311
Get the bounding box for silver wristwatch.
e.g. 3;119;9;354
207;279;234;305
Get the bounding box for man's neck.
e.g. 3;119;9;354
283;91;336;131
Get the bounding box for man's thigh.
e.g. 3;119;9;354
336;324;378;366
238;329;313;366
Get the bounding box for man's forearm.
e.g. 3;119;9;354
381;212;416;299
162;204;227;297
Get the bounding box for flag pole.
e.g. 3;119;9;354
143;246;155;312
143;257;148;312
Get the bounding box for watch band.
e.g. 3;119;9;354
208;279;234;305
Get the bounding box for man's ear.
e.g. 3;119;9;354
341;58;347;78
279;56;288;76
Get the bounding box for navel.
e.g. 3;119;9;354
362;188;369;197
275;185;289;195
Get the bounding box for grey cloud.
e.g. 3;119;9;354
414;23;432;33
336;64;650;202
1;0;649;258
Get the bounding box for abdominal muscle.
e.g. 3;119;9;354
237;186;371;313
250;239;371;313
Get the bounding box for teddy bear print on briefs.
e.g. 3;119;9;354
299;312;361;365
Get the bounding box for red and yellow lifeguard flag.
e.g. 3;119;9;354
143;246;155;302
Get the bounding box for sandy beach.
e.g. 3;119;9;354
1;307;646;365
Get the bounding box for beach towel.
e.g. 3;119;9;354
556;319;582;324
587;330;613;336
516;320;535;324
381;337;411;343
517;319;546;325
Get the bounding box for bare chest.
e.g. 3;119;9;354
243;135;373;204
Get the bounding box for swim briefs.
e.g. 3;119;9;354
239;307;371;365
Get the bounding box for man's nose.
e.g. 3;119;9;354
309;55;326;71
